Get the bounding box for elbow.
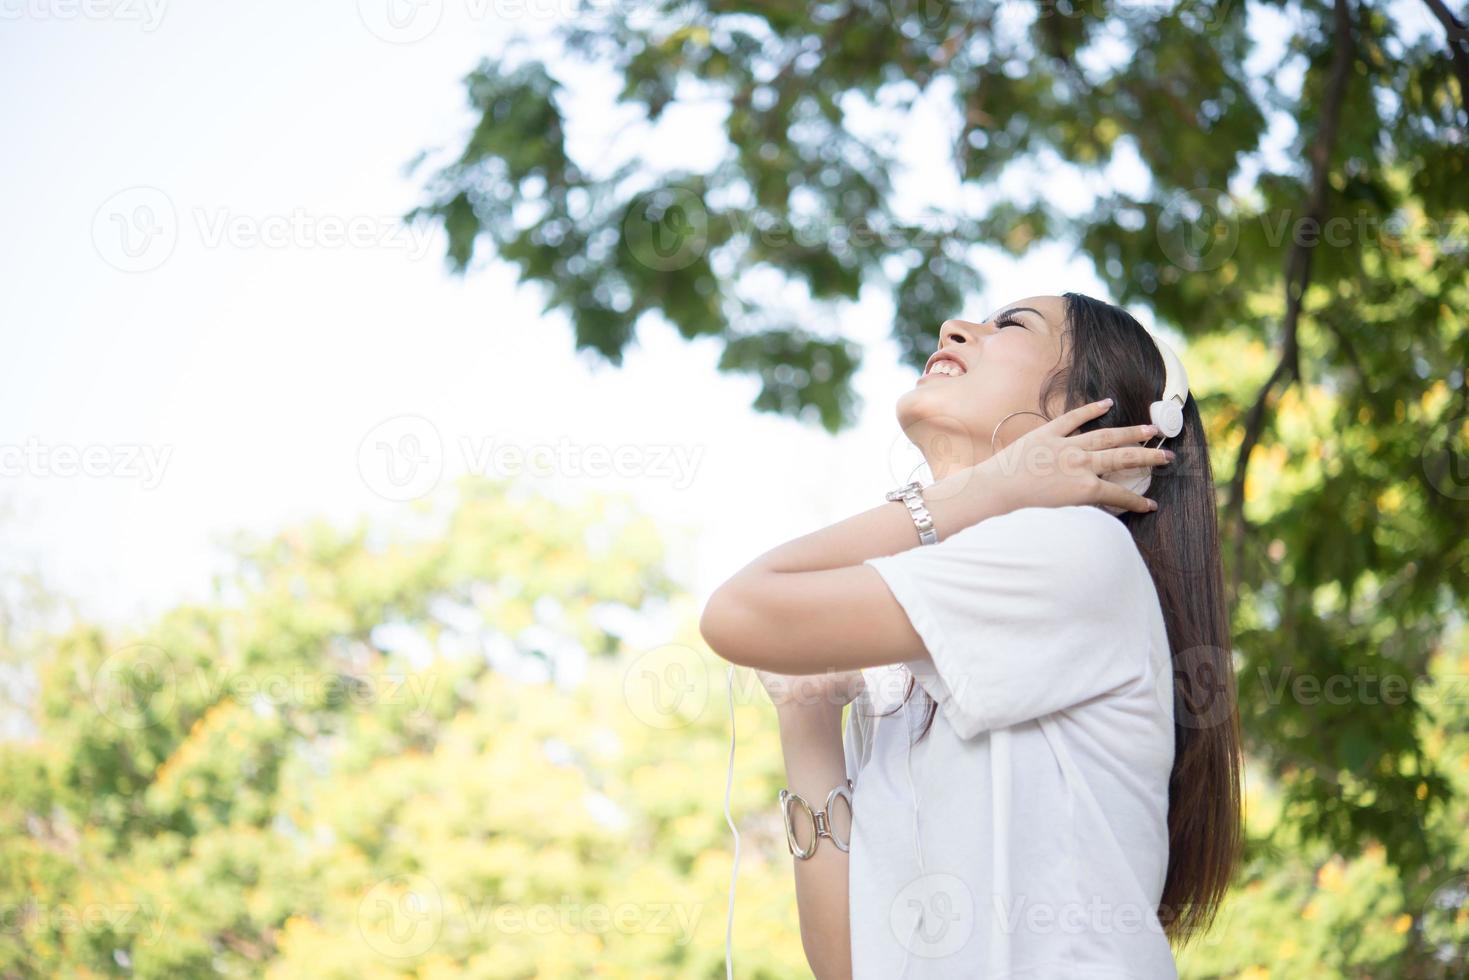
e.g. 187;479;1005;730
699;583;754;668
802;935;853;980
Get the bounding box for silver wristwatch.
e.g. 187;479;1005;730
886;481;938;545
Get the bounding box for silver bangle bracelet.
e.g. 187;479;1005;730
779;780;855;859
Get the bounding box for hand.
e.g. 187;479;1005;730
975;397;1172;515
756;668;866;714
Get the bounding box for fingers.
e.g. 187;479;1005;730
1091;446;1175;474
1076;423;1160;451
1048;397;1115;436
1095;479;1158;514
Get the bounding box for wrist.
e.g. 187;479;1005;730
776;699;846;728
926;461;1015;528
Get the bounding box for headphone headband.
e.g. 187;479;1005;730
1145;328;1190;438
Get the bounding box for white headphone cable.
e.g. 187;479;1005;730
722;663;740;980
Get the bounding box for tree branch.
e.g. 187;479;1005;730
1420;0;1468;43
1226;0;1356;596
1420;0;1469;113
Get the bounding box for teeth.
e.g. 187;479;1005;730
927;360;964;377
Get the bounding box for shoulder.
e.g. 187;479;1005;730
950;504;1136;554
945;505;1149;597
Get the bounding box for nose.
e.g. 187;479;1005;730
938;319;981;347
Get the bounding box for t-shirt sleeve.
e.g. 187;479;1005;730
862;504;1155;739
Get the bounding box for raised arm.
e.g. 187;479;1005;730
699;400;1166;675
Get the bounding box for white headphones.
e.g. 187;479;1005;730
1147;328;1190;441
1101;328;1190;512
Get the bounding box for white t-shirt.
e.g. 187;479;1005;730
847;504;1178;979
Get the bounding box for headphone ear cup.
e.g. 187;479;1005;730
1150;400;1184;438
1099;465;1153;516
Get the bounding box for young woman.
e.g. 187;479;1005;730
700;293;1243;979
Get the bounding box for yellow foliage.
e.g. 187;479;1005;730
1317;859;1346;893
1421;379;1450;416
1376;485;1404;514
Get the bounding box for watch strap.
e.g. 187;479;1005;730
885;481;938;545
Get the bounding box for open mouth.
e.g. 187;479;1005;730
922;353;967;379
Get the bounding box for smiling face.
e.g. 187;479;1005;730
895;294;1070;478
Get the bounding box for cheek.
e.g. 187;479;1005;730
977;335;1057;391
896;337;1058;434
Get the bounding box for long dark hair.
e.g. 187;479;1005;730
875;291;1243;947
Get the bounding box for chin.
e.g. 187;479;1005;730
895;388;980;444
895;386;940;431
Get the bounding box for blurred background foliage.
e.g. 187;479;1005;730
4;0;1469;976
0;477;1465;976
1;480;812;977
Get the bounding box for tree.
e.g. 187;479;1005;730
408;0;1469;968
0;480;812;977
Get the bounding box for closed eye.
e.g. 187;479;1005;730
995;316;1026;329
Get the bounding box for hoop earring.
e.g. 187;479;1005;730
989;410;1050;456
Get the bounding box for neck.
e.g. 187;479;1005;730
911;410;1046;482
911;429;988;483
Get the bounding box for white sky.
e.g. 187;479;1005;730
0;0;1160;629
